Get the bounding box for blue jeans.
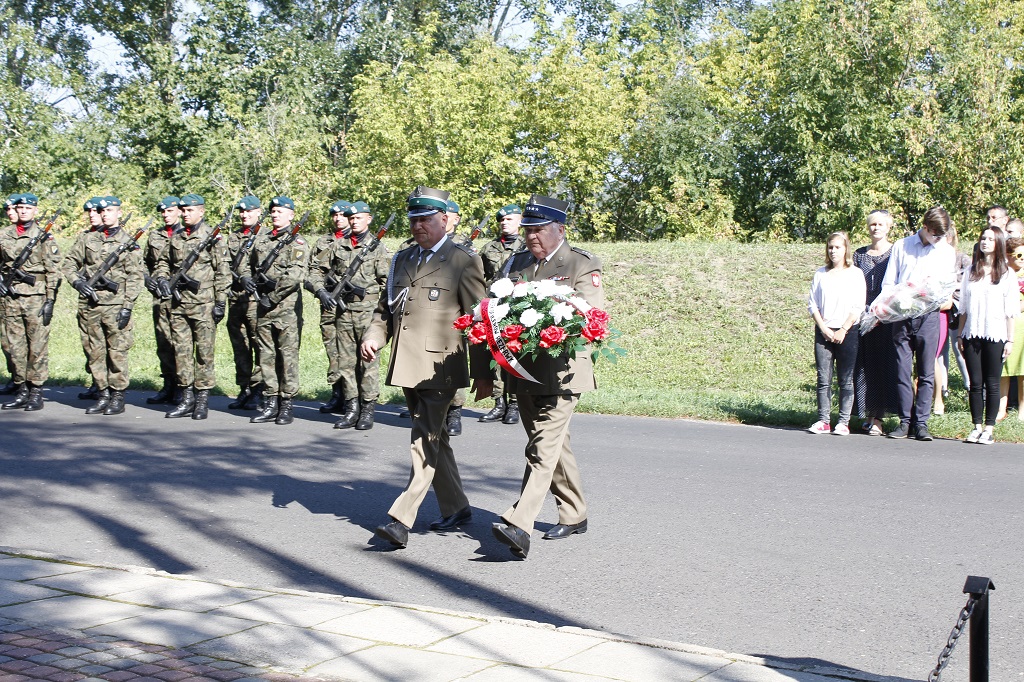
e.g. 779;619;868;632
815;327;859;424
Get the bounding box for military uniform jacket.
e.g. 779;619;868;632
248;227;309;315
480;235;525;283
154;220;231;305
304;233;341;294
61;228;145;309
0;223;61;298
364;237;487;390
309;234;390;313
227;227;269;301
502;242;604;396
145;224;176;276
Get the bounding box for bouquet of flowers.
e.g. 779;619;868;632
453;277;623;383
859;273;959;334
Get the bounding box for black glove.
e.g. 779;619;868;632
212;301;226;324
39;299;54;325
240;276;258;294
258;295;273;310
73;278;96;299
316;288;336;310
144;274;159;295
0;279;8;297
157;278;172;299
116;308;132;330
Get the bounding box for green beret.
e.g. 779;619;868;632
5;194;22;208
446;199;460;214
157;196;181;211
345;200;371;217
97;196;121;208
17;193;39;206
236;195;261;211
521;194;571;226
407;186;450;217
269;196;295;210
84;196;105;211
179;194;205;207
497;204;522;219
329;200;352;216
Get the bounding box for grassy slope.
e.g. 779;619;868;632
41;238;1023;441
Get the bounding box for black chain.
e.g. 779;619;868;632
928;595;978;681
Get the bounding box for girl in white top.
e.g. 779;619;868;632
807;232;867;435
957;227;1018;444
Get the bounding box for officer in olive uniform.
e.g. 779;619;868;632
0;195;21;394
0;193;61;411
154;193;231;420
76;197;109;401
477;204;525;425
243;196;308;425
144;196;182;404
310;200;390;430
62;196;146;415
361;187;490;548
305;199;351;414
491;195;604;560
226;195;268;410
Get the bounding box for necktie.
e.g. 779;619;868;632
416;248;429;272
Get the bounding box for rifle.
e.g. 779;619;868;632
1;210;61;291
327;212;394;311
230;209;269;276
80;220;153;304
468;214;490;242
165;212;230;302
252;211;310;293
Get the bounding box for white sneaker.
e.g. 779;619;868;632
964;428;982;444
833;423;850;436
978;430;995;445
808;420;831;434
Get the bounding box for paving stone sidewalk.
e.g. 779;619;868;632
0;548;901;682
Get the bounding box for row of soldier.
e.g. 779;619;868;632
0;191;526;431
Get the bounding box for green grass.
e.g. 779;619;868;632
35;237;1024;442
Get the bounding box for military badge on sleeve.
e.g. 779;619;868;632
592;273;601;287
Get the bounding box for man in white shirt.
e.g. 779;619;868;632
881;206;957;440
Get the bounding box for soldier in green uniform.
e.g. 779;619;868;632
154;193;231;420
144;196;181;404
243;196;309;426
76;197;109;401
62;196;146;415
305;199;351;414
226;195;267;410
0;195;21;394
310;200;390;430
0;193;61;411
477;204;525;425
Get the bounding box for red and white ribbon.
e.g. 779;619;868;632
480;298;540;384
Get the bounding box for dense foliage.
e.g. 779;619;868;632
1;0;1022;240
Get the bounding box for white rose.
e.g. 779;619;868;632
512;282;530;298
489;278;515;299
520;308;543;327
550;302;575;324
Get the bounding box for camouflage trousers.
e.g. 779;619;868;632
170;300;217;390
152;299;175;386
227;295;261;389
257;309;300;398
327;308;379;401
318;307;340;386
0;313;13;377
2;295;49;385
78;303;133;391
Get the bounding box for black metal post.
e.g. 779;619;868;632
963;575;995;682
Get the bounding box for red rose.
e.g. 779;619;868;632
467;322;489;345
538;325;568;349
586;308;610;325
581;319;609;342
502;324;525;340
453;314;473;331
506;338;523;354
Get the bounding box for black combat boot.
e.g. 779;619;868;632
479;396;506;422
79;383;99;400
502;398;520;425
446;406;463;436
2;384;28;410
166;386;195;418
243;385;262;410
104;390;126;415
192;389;210;420
146;382;175;404
251;395;279;423
276;397;294;425
355;400;376;430
86;388;110;414
319;383;345;413
227;385;251;410
0;378;18;395
23;385;44;411
333;399;359;429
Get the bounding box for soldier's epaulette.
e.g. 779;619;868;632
397;237;417;252
452;241;477;256
571;246;595;259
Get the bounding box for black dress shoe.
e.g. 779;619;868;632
914;426;933;442
374;520;409;548
543;519;588;540
492;522;530;559
429;506;472;531
886;423;910;439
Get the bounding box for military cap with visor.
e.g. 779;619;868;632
407;186;450;218
520;194;571;226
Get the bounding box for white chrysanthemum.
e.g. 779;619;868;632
552;284;575;297
489;278;515;298
493;303;510;321
512;282;530;298
550;302;575;324
533;279;558;299
520;308;543;327
567;296;592;313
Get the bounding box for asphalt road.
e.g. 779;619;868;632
1;386;1021;680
